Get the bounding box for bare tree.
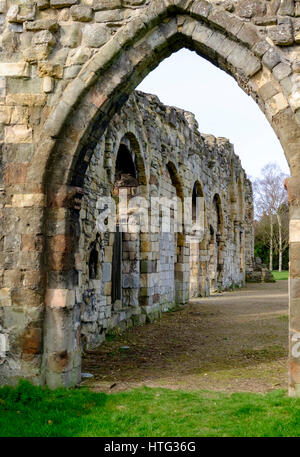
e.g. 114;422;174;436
253;163;288;271
273;203;289;272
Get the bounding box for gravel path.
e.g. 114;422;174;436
82;281;289;393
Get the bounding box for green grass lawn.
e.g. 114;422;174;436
272;271;289;281
1;381;300;437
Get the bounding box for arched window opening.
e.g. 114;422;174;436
190;181;207;298
213;195;222;229
115;144;138;189
237;178;244;222
112;139;143;308
89;235;100;280
192;185;197;224
209;194;223;292
112;226;122;303
240;230;245;273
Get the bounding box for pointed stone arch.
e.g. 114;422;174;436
209;193;224;292
189;180;209;298
160;161;187;306
34;2;299;194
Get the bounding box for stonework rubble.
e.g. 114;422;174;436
0;0;299;394
246;257;275;282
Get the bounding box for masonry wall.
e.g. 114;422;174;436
78;91;254;349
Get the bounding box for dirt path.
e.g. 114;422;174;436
82;281;289;393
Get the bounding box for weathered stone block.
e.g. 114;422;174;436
50;0;78;8
66;47;91;66
21;235;37;252
3;270;22;288
4;163;28;185
254;16;277;26
7;77;41;95
17;4;37;22
24;19;58;32
0;288;11;307
236;0;266;18
38;62;63;79
6;94;46;107
262;47;281;69
278;0;295;16
290;220;300;242
294;18;300;43
60;24;82;48
92;0;121;10
272;62;292;81
265;92;289;116
268;24;294;46
123;0;144;5
42;76;53;93
0;1;6;14
23;45;50;63
37;0;50;10
208;10;243;36
296;1;300;16
5;125;33;144
45;289;75;308
11;288;43;307
0;62;30;78
189;0;211;18
32;30;56;47
7;5;19;23
64;65;81;79
258;81;279;100
70;5;93;21
21;328;42;355
237;23;260;47
227;46;261;77
102;262;111;282
82;23;111;47
95;9;125;22
11;194;45;208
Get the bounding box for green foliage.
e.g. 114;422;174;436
1;382;300;437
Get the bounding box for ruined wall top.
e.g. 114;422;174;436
132;89;248;181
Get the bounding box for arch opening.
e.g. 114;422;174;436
37;6;296;392
189;181;208;298
209;194;224;293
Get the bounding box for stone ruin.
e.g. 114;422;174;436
0;0;299;394
246;257;275;282
79;90;256;349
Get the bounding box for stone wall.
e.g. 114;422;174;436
78;90;254;349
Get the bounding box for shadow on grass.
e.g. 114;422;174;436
0;380;107;437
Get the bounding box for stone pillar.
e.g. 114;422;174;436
42;186;83;388
0;182;45;385
140;232;160;319
285;177;300;396
175;233;189;304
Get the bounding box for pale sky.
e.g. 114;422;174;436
137;48;290;180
